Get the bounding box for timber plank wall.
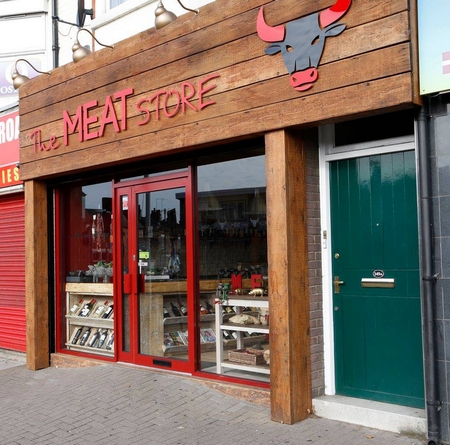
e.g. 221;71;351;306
18;0;420;181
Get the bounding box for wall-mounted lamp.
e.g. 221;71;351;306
72;28;114;63
155;0;198;30
12;59;50;90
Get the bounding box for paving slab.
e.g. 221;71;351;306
0;356;426;445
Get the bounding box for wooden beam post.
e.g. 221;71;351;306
266;129;312;424
25;180;50;370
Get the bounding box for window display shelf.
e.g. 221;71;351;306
66;282;113;295
161;293;219;356
219;322;269;335
66;316;113;329
65;283;114;357
64;342;115;357
220;359;270;375
215;295;269;375
163;313;216;326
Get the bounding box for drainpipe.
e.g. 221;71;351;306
52;0;59;68
416;99;440;445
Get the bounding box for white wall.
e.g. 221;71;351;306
90;0;213;45
0;0;214;109
53;1;80;66
0;0;52;110
55;0;214;66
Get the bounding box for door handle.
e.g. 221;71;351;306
334;276;344;293
123;274;141;294
138;274;146;293
124;273;132;294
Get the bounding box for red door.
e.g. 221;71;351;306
114;171;196;372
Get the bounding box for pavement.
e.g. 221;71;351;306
0;351;427;445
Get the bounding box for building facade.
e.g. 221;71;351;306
15;0;450;444
0;0;54;354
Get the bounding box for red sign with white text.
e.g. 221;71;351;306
0;111;21;187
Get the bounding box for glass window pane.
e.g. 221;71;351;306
334;110;414;146
60;181;114;352
110;0;127;8
197;153;269;383
136;188;188;361
61;181;113;280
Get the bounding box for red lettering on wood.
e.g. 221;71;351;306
136;74;219;125
49;135;60;150
114;88;134;131
30;129;60;152
31;76;219;158
163;91;181;118
136;98;151;126
63;106;83;145
181;82;197;113
150;91;165;121
83;100;99;141
99;95;120;137
30;129;42;153
198;74;220;110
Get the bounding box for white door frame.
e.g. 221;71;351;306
318;124;416;395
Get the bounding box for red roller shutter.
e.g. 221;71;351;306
0;193;25;352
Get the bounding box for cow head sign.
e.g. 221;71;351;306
257;0;352;92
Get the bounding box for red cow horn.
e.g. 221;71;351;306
319;0;352;28
257;6;285;42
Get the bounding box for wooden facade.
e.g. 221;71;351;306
18;0;420;425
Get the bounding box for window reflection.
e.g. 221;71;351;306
198;154;269;383
198;156;267;279
61;181;113;282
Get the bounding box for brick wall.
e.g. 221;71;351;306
306;146;324;398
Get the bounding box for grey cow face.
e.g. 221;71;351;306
259;10;348;92
266;13;344;72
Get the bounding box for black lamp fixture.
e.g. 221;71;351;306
72;28;114;63
12;59;50;90
155;0;198;30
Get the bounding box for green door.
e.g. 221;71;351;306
331;151;424;408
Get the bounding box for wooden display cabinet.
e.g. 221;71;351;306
215;295;270;375
160;292;218;356
65;283;114;357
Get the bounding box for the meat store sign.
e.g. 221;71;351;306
28;74;220;153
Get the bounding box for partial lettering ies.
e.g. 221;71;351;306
28;74;220;154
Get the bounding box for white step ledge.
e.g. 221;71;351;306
313;395;426;437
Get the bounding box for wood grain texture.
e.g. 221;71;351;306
18;0;419;181
266;129;312;424
25;180;49;370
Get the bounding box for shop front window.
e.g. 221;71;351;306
197;153;269;383
61;181;113;280
59;181;114;356
57;146;269;381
